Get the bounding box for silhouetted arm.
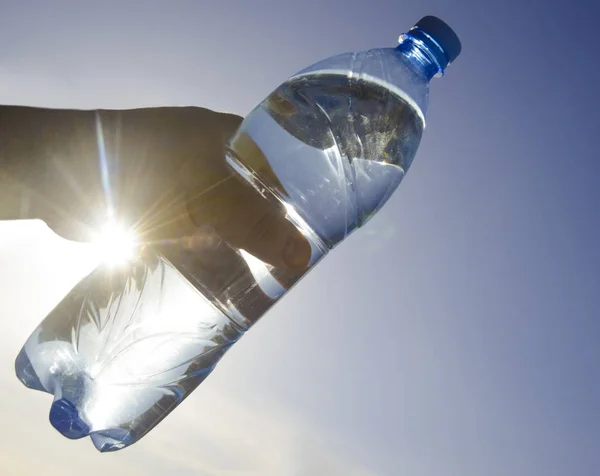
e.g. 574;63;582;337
0;105;310;270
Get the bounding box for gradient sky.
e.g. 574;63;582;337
1;0;599;475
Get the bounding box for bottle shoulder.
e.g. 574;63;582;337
292;47;430;121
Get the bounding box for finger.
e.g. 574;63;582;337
183;115;311;271
186;171;311;271
239;204;312;271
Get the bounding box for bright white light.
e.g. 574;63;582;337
93;220;138;267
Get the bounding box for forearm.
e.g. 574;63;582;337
0;105;98;222
0;105;40;220
0;172;35;220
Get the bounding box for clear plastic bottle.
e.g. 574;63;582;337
15;16;461;452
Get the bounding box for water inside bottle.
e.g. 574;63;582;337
16;71;424;451
230;71;424;247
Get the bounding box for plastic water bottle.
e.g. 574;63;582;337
15;16;461;452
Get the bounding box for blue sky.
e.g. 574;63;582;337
0;0;599;474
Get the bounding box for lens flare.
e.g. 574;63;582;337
93;220;138;267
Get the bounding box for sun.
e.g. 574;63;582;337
92;219;139;267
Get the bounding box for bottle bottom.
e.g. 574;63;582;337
49;399;90;440
14;255;248;451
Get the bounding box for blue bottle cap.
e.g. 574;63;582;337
409;16;462;69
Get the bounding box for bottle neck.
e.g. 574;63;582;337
396;34;444;81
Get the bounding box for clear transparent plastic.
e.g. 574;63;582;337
16;34;444;451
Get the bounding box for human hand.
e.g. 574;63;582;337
0;105;311;271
